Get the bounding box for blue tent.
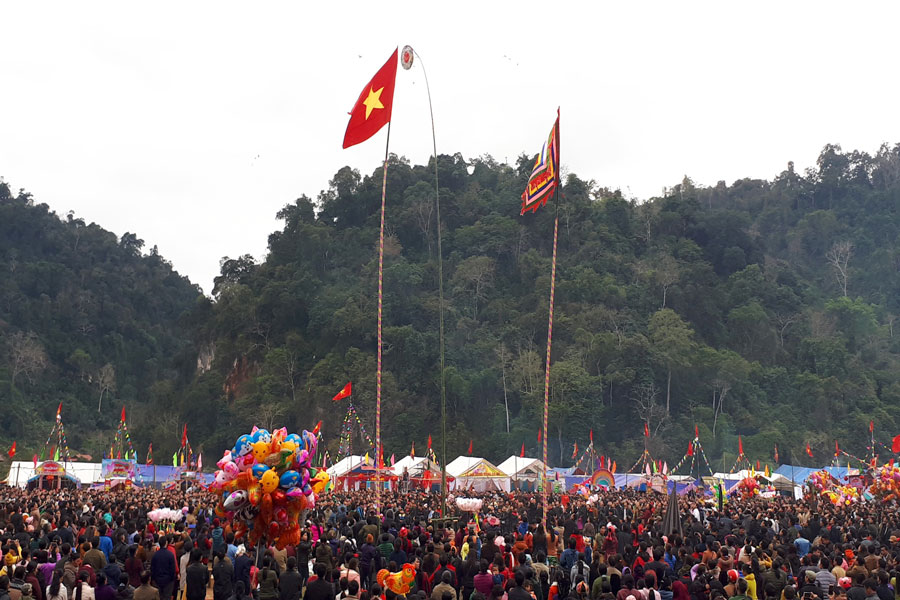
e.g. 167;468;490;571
774;464;852;484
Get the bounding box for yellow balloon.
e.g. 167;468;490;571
260;469;279;494
251;440;270;463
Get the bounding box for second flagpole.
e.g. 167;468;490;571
376;121;391;521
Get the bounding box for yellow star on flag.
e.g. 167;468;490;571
362;86;385;120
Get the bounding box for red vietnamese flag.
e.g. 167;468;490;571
520;442;525;458
7;441;15;459
806;442;813;458
644;422;650;437
738;435;743;456
342;48;398;149
333;382;352;402
468;439;473;455
687;441;693;457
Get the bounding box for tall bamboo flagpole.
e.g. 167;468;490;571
520;109;560;531
542;196;559;529
375;122;391;518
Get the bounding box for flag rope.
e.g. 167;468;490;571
376;121;391;517
542;208;558;529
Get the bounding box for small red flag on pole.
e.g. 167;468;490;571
427;435;432;450
892;435;900;454
687;441;693;457
756;459;760;471
572;442;578;459
589;429;593;444
644;423;650;438
774;444;779;463
333;382;352;402
738;435;743;455
835;440;840;457
342;49;399;149
181;424;187;448
537;429;542;443
870;420;874;434
121;405;126;423
695;424;699;439
806;442;813;458
520;443;525;458
7;441;15;459
410;441;415;458
56;402;62;420
468;439;473;455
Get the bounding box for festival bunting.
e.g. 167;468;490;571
342;48;398;149
520;110;560;215
333;382;352;402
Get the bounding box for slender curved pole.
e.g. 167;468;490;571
413;49;448;518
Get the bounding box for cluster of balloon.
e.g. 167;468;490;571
210;426;330;549
808;469;835;493
823;484;860;506
870;463;900;502
737;477;760;499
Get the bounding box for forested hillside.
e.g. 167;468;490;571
0;182;200;458
3;142;900;470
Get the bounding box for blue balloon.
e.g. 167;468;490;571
279;470;300;489
251;429;272;444
234;434;252;456
285;433;302;446
251;463;270;479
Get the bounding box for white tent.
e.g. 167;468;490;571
327;455;364;479
446;456;510;492
497;456;546;488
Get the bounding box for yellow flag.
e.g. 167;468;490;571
364;452;370;465
765;464;771;477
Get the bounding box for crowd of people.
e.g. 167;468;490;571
0;485;898;600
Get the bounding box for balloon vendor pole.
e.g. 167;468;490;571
542;184;560;530
405;45;448;519
375;121;391;522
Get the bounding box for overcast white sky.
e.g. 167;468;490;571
2;2;899;293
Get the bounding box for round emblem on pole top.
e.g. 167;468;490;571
401;45;414;70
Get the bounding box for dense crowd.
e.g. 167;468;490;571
0;485;898;600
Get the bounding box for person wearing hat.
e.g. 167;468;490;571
798;570;821;599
